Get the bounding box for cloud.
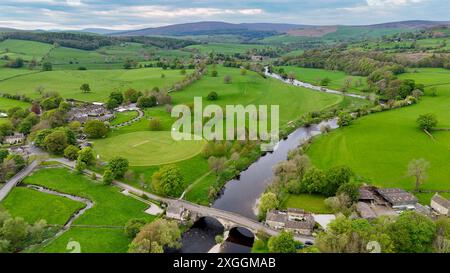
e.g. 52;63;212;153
366;0;426;6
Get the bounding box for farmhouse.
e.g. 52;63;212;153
376;188;418;210
357;186;420;219
431;194;450;216
68;103;115;123
266;208;315;236
3;133;25;145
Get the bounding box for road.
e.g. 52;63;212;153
0;160;40;202
51;158;315;243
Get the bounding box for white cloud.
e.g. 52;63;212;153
366;0;426;6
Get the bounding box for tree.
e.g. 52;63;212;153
149;118;162;131
42;62;52;71
80;83;91;93
124;89;142;103
106;98;119;110
128;219;181;253
300;167;326;194
433;217;450;253
207;91;218;101
336;183;360;203
320;77;331;86
84;120;108;139
0;149;9;164
211;70;218;77
64;145;80;161
43;131;68;154
137;96;157;108
240;68;247;75
323;166;353;197
151;165;184;197
338;112;353;127
407;159;430;192
388;211;436;253
75;158;86;174
208;156;226;174
102;170;114;185
267;231;297;253
224;75;232;84
77;147;94;166
107;157;129;179
258;192;278;219
417;113;438;131
109;91;124;105
125;218;147;238
1;217;28;250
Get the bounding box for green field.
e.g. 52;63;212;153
110;110;139;126
277;66;368;94
185;43;267;54
0;68;190;102
20;168;155;253
281;194;332;214
172;66;344;125
0;187;85;225
0;96;31;110
0;67;38;81
307;68;450;191
0;39;53;61
93;131;206;166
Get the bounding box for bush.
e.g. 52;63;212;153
64;145;80;161
149;118;162;131
207;91;218;101
107;157;129;179
137;96;157;108
102;170;114;185
224;75;232;84
84;120;108;139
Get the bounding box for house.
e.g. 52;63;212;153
266;208;315;236
376;188;418;210
166;204;190;221
431;194;450;216
68;103;115;124
356;202;377;219
3;133;25;145
251;55;264;62
359;186;376;203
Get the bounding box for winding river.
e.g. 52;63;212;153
177;68;352;253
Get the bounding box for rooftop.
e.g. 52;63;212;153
376;188;418;206
432;194;450;209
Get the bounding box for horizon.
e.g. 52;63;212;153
0;0;450;31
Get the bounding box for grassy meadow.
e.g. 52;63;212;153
19;168;155;253
306;68;450;191
0;68;190;102
277;66;368;94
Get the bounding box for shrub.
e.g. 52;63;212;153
149;118;162;131
207;91;218;101
64;145;80;161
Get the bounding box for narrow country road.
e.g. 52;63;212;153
0;160;40;202
50;158;315;243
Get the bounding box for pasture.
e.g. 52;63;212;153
185;43;267;54
172;66;344;125
0;96;31;110
0;68;190;102
276;66;368;94
0;187;85;225
19;168;155;253
306;68;450;192
0;39;53;61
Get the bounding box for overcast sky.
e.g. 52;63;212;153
0;0;449;30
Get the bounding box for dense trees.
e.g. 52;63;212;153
267;231;298;253
152;165;184;197
137;96;157;108
0;210;49;253
84;120;108;139
128;219;181;253
107;157;129;179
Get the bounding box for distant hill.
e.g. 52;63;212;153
112;20;450;39
80;28;123;35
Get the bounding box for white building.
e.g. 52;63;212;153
3;133;25;145
431;194;450;216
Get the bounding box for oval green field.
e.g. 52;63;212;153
92;131;206;166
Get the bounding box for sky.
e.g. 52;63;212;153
0;0;449;30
